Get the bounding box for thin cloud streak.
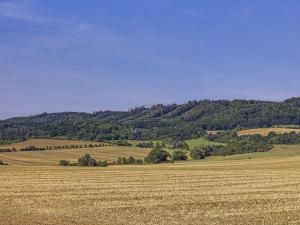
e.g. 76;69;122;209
0;0;90;33
1;1;300;119
0;0;36;21
0;0;60;23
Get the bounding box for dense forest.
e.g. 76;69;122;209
1;97;300;142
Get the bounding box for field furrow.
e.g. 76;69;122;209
1;158;300;225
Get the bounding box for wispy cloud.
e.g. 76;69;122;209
0;0;37;22
0;0;63;24
0;0;90;32
72;21;91;32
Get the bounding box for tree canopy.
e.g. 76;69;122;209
1;98;300;141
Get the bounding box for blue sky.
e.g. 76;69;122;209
1;0;300;119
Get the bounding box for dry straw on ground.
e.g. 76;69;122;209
238;127;300;136
0;146;149;166
0;138;106;150
1;154;300;225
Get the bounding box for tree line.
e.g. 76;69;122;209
59;154;143;167
0;143;111;152
1;97;300;141
206;130;300;145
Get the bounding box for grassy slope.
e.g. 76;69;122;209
128;138;222;148
2;141;300;166
127;140;160;146
275;124;300;129
206;144;300;161
0;138;222;166
0;146;149;166
0;138;106;150
185;138;224;148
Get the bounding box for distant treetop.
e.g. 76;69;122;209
1;98;300;141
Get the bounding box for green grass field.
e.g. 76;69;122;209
207;144;300;161
127;139;161;146
274;124;300;129
128;138;222;148
185;138;224;148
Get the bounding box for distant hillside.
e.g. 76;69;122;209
1;97;300;141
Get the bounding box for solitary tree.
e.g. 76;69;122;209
144;148;170;164
172;150;188;161
59;160;70;166
78;154;98;166
190;147;206;160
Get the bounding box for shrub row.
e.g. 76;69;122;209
114;140;132;146
18;143;111;152
144;142;271;164
20;146;46;151
144;147;171;164
59;140;273;167
136;140;189;150
59;154;109;167
206;130;300;145
136;141;154;148
59;154;144;167
46;143;110;150
58;146;241;168
114;156;143;165
0;148;16;153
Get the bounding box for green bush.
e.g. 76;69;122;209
20;145;46;151
115;140;132;146
172;141;189;150
144;148;170;164
121;157;127;164
59;160;70;166
190;147;206;160
136;159;143;164
78;154;98;166
172;150;188;161
0;148;14;153
126;156;136;164
116;156;143;165
117;157;122;164
136;142;154;148
0;160;4;165
98;161;109;167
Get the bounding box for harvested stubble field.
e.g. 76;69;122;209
238;127;300;136
0;146;149;166
1;153;300;225
0;138;106;150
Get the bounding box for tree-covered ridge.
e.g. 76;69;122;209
1;97;300;141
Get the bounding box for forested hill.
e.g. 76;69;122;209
1;98;300;141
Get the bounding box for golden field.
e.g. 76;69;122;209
1;145;300;225
0;138;106;150
238;127;300;136
0;146;149;166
